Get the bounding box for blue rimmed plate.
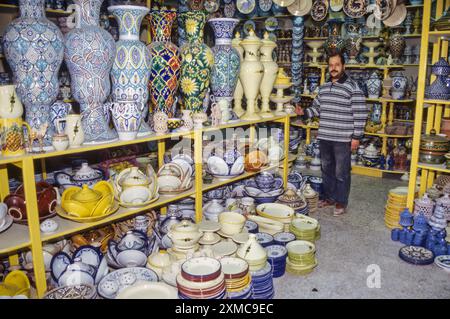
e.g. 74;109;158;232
265;244;288;259
265;17;278;32
256;232;274;247
245;220;259;233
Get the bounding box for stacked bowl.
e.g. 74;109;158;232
286;240;318;276
273;232;296;246
385;187;409;229
220;257;253;299
256;203;295;232
176;257;226;299
265;244;287;278
250;262;275;299
289;215;320;242
255;232;274;247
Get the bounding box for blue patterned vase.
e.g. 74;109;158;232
209;18;240;108
64;0;117;144
147;9;181;118
367;72;381;98
3;0;64;147
109;5;151;136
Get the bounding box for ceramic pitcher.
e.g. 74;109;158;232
0;118;31;157
56;114;84;148
0;85;23;119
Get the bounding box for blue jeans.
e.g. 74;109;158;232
319;140;351;207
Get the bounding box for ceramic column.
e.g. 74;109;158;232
259;33;277;118
239;30;263;121
64;0;117;144
109;5;152;136
291;16;304;103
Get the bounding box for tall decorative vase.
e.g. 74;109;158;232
109;5;152;136
367;72;381;99
388;27;405;65
64;0;117;144
259;32;277;118
240;30;263;121
148;8;181;119
345;22;362;64
324;19;345;57
179;11;214;113
209;18;240;121
3;0;64;148
232;32;245;118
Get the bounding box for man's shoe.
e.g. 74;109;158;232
333;203;346;216
318;199;335;208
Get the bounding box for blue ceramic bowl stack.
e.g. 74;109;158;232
250;262;275;299
245;220;259;234
256;232;274;247
265;244;287;278
273;232;296;246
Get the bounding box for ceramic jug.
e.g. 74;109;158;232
240;30;264;121
0;118;31;157
56;114;84;148
259;32;277;118
0;85;23;119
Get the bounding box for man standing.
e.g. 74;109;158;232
303;53;368;216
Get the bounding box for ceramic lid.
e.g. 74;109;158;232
71;185;102;203
170;220;200;234
241;29;261;45
421;129;448;143
232;32;242;46
73;163;102;181
277;189;306;206
303;184;317;198
119;167;150;187
261;32;276;48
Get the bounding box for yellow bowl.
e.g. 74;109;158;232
0;283;18;297
61;200;92;218
91;194;113;217
4;270;30;292
56;202;119;223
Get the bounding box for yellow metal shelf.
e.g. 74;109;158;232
352;165;408;175
423;99;450;105
0;223;30;255
417;163;450;174
363;132;413;138
291;121;318;129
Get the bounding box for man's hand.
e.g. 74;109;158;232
351;139;360;151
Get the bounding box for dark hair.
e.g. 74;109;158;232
327;52;345;65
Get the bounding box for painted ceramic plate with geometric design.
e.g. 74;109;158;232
311;0;328;21
398;246;434;265
343;0;367;18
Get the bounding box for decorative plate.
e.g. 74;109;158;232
287;0;313;16
55;202;119;223
259;0;273;12
434;255;450;272
398;246;434;265
43;284;96;299
265;17;279;31
250;261;272;277
181;257;222;279
97;267;159;299
374;0;392;21
343;0;367;18
255;232;274;245
244;220;259;233
212;240;238;257
274;231;296;243
330;0;344;11
268;32;277;42
224;2;236;18
237;0;256;14
118;194;160;208
220;257;249;277
382;3;407;27
311;0;328;22
272;0;295;7
204;0;220;13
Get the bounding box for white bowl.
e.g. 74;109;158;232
116;282;178;299
116;250;148;268
119;186;151;204
157;175;182;191
219;212;246;236
257;203;295;221
207;156;229;175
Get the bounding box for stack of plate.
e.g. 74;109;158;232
265;245;287;278
220;257;252;299
286;240;318;275
250;262;275;299
385;187;409;229
176;257;226;299
273;232;296;246
289;215;320;242
255;232;274;247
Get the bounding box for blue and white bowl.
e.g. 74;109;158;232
255;232;274;247
274;232;296;246
245;220;259;233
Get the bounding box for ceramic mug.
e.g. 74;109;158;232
56;114;84;148
0;118;31;157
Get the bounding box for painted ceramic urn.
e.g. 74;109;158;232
209;18;240;112
388;27;405;65
3;0;64;147
179;11;214;113
232;32;245;118
345;22;362;64
259;32;278;118
240;29;263;121
367;72;381;99
147;8;181;118
108;5;152;136
64;0;117;144
324;19;345;57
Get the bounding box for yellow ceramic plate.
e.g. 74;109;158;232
56;201;119;223
118;194;160;208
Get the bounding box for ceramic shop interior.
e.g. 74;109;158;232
0;0;448;300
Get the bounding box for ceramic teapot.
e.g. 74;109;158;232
61;181;114;218
157;162;190;192
4;182;59;224
113;166;158;205
167;220;203;248
55;162;105;189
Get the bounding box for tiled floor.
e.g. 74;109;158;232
273;175;450;299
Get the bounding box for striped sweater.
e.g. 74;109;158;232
305;73;368;143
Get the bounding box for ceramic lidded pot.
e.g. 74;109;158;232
345;22;362;64
55;162;105;189
64;0;117;144
113;166;158;205
167;220;203;248
179;11;214;113
259;32;277;118
236;233;267;271
276;189;307;214
240;29;264;121
148;8;181;118
388;27;405;65
3;0;64;147
367;72;381;99
108;5;152;136
209;18;240;117
419;130;449;164
4;182;58;224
